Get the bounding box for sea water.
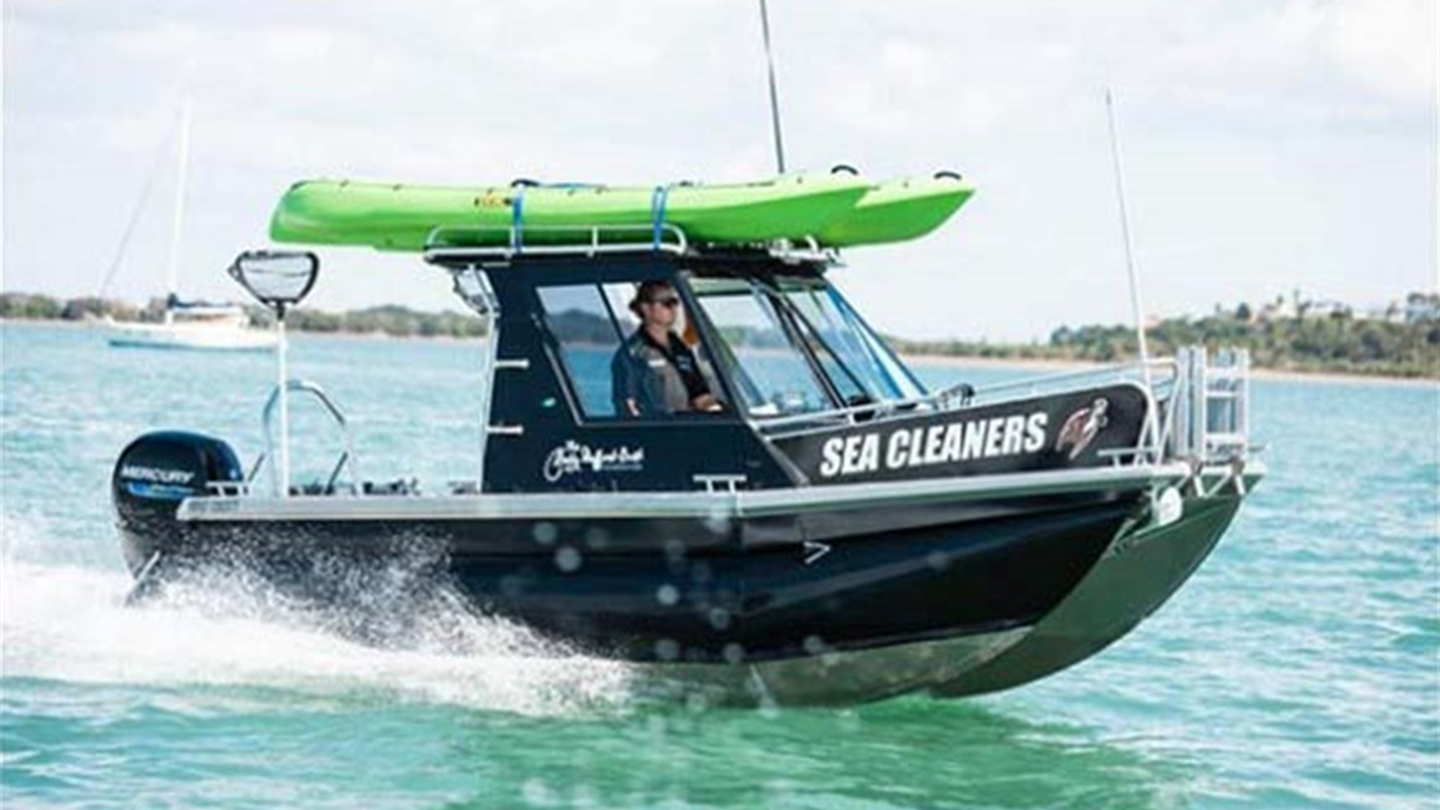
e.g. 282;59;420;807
1;322;1435;809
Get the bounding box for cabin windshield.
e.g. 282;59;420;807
776;278;927;404
688;274;926;418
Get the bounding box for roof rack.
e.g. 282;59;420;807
421;224;842;267
422;223;689;265
766;236;841;265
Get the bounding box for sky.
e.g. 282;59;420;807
2;0;1435;341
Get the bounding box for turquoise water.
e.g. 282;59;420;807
2;322;1436;809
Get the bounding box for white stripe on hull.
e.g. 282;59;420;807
177;462;1193;523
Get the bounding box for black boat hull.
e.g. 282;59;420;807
933;479;1254;697
119;491;1143;701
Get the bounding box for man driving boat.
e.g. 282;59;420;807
612;280;721;417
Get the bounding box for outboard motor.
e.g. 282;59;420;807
112;431;243;569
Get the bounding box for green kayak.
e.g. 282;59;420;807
818;174;974;247
269;171;973;252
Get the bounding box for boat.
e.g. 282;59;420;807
110;171;1262;705
102;99;276;352
105;295;276;351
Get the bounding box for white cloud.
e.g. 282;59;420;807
2;0;1434;339
1328;0;1437;99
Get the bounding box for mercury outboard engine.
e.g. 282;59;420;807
112;431;243;572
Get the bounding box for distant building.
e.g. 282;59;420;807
1303;300;1351;319
1404;292;1439;323
1361;302;1406;323
1257;297;1297;321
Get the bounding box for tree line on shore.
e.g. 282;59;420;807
889;296;1440;379
0;293;486;339
4;291;1437;378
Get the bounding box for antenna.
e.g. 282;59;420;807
1105;88;1159;454
758;0;787;174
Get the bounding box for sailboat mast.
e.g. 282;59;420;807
164;98;192;324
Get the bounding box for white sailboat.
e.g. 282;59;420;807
105;99;276;352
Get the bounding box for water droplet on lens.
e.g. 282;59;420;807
685;691;709;713
704;510;731;535
532;521;558;546
655;638;680;661
664;539;686;562
656;584;680;606
708;607;731;630
723;642;745;664
803;634;826;655
554;546;582;573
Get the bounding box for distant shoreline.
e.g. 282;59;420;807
899;351;1438;389
5;317;1433;388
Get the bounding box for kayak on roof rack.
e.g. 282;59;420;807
268;171;975;252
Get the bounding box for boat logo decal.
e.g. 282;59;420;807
1055;398;1110;460
818;411;1049;479
119;464;196;485
543;440;646;482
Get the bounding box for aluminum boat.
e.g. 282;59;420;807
112;186;1262;705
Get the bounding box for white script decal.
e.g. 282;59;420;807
543;440;646;483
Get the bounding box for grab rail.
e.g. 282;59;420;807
421;224;844;266
757;349;1254;470
259;378;361;496
757;358;1177;437
422;223;690;262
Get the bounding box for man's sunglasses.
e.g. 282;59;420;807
647;296;681;308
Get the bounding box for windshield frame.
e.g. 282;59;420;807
684;275;840;418
766;275;928;404
680;262;926;421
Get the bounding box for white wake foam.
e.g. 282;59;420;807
0;515;634;716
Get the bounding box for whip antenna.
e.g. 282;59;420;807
1105;87;1159;454
758;0;787;174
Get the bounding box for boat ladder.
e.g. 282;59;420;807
1171;346;1253;468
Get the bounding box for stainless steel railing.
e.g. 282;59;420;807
759;347;1255;471
260;378;360;497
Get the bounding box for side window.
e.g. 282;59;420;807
601;281;723;404
536;285;624;418
602;283;642;338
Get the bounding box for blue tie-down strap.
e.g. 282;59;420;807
510;187;527;252
649;185;672;250
510;182;607;251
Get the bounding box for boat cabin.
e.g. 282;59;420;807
209;227;1181;505
434;244;931;494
